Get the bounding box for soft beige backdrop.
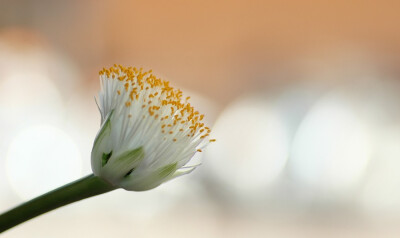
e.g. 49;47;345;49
1;0;400;237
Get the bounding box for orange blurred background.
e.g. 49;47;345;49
2;0;400;237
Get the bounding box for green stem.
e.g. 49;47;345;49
0;174;116;233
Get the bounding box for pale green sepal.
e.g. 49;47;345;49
91;110;113;175
116;147;145;165
158;162;178;178
119;162;179;191
103;147;145;182
163;165;199;183
93;110;113;149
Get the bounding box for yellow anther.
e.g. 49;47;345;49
101;65;212;139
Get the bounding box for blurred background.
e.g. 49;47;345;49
1;0;400;237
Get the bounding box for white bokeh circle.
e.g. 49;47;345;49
6;125;82;200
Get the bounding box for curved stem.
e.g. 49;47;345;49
0;174;116;233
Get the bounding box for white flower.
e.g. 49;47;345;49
91;65;215;191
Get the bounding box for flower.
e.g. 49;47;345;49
91;65;215;191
